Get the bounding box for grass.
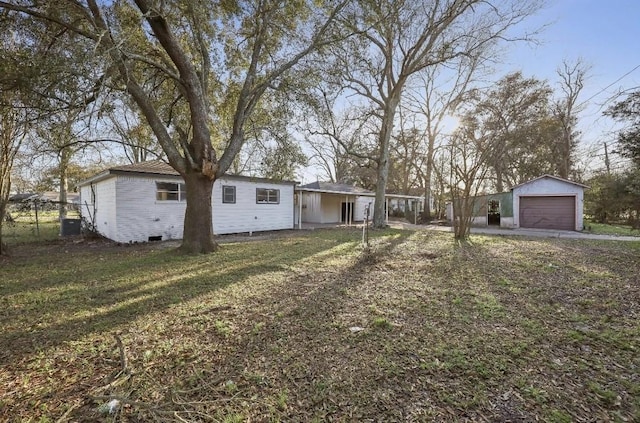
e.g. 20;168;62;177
1;210;72;246
1;228;639;422
584;219;640;236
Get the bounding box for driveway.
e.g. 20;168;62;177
388;222;640;242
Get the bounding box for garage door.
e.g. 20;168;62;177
519;196;575;230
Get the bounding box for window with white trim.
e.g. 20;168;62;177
156;182;186;201
222;185;236;204
256;188;279;204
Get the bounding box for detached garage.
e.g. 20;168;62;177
513;175;588;231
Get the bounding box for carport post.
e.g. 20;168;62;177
385;197;389;224
345;195;348;225
298;191;302;229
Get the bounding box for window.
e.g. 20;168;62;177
222;185;236;204
256;188;279;204
156;182;186;201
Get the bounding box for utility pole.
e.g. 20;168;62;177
604;142;611;175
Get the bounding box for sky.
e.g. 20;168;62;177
503;0;639;170
298;0;640;182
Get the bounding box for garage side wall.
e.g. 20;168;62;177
513;178;584;231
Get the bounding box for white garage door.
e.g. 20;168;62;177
519;196;575;230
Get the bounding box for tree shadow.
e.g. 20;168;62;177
0;232;358;366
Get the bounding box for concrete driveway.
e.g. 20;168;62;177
388;222;640;242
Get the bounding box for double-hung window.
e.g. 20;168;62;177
156;182;186;201
222;185;236;204
256;188;279;204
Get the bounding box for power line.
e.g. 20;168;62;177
577;63;640;109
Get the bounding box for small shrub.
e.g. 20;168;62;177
372;317;392;330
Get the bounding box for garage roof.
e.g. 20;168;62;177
511;174;589;190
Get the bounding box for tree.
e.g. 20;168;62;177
0;92;29;255
0;10;44;255
553;59;589;179
600;90;640;226
468;72;558;191
107;97;163;164
253;136;308;180
447;116;493;240
606;89;640;167
326;0;541;228
1;0;348;253
34;162;100;194
584;172;629;223
388;126;425;196
406;53;484;220
303;88;379;185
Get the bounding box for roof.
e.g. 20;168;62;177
297;181;422;200
511;174;589;190
110;160;180;176
298;181;374;195
77;160;298;186
9;193;40;202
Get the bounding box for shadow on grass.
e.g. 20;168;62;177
0;231;366;366
198;229;418;419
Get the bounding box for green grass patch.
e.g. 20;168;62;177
584;219;640;236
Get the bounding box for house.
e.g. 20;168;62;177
77;161;296;243
295;181;423;225
446;175;588;231
41;191;80;205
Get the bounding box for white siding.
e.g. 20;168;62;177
513;177;585;231
355;196;375;222
79;179;117;241
212;178;294;234
300;192;364;224
79;174;294;243
301;192;322;223
115;175;185;243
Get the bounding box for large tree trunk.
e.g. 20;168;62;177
58;148;70;222
373;152;390;228
423;133;436;220
179;172;217;254
558;132;571;179
372;98;400;228
495;165;504;192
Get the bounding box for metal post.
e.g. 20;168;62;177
34;200;40;238
298;191;303;229
385;198;389;224
362;203;370;248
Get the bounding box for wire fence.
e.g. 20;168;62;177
2;200;81;246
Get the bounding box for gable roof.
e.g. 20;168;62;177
511;174;589;190
77;160;297;187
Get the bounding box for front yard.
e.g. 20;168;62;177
1;229;639;422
